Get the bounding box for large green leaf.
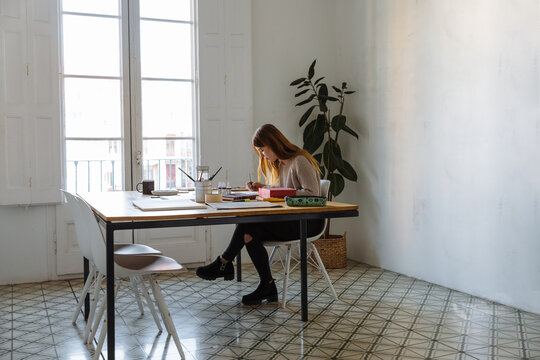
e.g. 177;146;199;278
313;153;323;163
323;140;344;171
295;94;315;107
290;77;305;86
331;115;346;132
303;119;316;142
303;115;326;153
299;105;316;127
314;76;325;85
337;160;357;181
308;59;316;80
318;84;328;112
318;83;328;98
295;89;309;97
342;124;359;139
319;164;326;179
328;173;345;197
322;141;330;168
303;131;324;153
315;113;327;130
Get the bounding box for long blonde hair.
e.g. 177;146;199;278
252;124;320;185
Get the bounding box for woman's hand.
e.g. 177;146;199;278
247;181;263;191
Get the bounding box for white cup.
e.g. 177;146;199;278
195;180;212;203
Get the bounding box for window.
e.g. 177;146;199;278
60;0;197;192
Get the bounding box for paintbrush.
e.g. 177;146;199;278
178;167;196;182
208;166;222;181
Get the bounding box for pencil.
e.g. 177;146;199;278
178;167;196;182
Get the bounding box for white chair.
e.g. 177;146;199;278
62;190;162;344
63;191;187;359
263;179;339;308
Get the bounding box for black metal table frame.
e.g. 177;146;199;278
84;209;358;360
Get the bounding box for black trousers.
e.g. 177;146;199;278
221;219;325;284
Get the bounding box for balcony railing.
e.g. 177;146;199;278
67;157;194;193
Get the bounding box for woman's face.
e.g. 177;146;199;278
257;146;278;162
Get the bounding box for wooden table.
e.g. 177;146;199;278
79;191;358;360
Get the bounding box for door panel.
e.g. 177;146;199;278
137;227;206;266
131;0;204;264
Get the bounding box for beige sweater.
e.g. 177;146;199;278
277;155;320;196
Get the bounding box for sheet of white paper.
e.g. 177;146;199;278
133;198;207;211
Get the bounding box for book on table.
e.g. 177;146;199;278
258;187;296;198
206;201;282;210
221;191;258;201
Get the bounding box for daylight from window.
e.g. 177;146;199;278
61;0;195;192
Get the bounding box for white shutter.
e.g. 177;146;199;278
199;0;252;186
0;0;60;205
198;0;253;261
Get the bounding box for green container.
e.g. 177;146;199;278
285;196;327;207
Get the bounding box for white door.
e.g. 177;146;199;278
57;0;205;275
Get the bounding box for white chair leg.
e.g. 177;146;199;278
310;244;339;301
136;275;163;333
268;246;278;264
93;317;108;360
89;282;120;346
129;275;145;316
148;276;185;359
146;276;172;335
72;265;96;324
84;272;103;344
282;245;292;308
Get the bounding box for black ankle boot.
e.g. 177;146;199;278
196;257;234;281
242;280;278;305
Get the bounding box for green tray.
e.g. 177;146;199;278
285;196;327;207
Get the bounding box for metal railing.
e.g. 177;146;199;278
67;157;194;192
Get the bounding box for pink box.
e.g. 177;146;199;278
258;187;296;199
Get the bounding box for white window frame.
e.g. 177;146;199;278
59;0;200;193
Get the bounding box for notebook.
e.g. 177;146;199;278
221;191;258;201
133;198;207;211
206;201;282;210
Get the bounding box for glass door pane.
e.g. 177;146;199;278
61;6;124;193
64;78;122;138
138;10;195;190
140;21;192;79
62;15;120;77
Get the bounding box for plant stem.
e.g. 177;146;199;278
335;91;345;144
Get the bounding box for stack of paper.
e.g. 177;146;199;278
206;201;282;210
133;198;207;211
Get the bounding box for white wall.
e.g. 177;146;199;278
332;0;540;313
251;0;337;143
0;206;56;284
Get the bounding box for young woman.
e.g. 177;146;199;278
196;124;325;305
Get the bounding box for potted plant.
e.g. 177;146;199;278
289;60;359;267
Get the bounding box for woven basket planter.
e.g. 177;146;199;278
312;232;347;269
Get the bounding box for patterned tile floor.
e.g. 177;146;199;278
1;261;540;359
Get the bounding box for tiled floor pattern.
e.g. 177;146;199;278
2;261;540;359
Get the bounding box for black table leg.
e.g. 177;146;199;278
236;251;242;282
83;257;89;321
300;219;308;321
106;224;115;360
